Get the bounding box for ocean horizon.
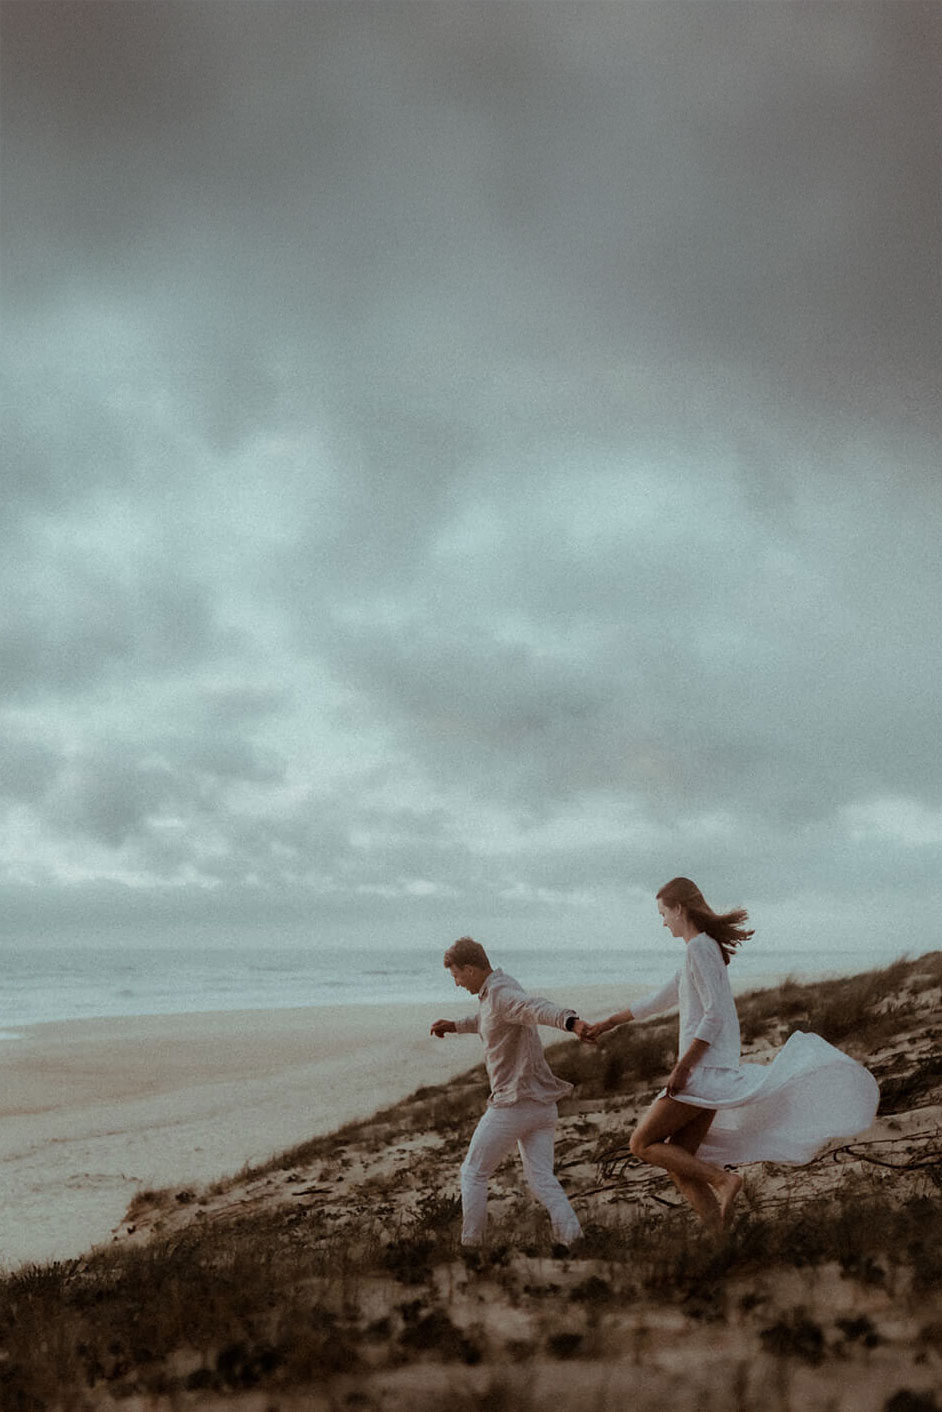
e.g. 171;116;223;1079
0;937;918;1031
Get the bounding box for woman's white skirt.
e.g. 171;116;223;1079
663;1031;880;1166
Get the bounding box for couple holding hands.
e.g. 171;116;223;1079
430;877;880;1247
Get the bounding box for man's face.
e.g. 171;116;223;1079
448;963;485;994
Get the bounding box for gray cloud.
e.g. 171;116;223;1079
1;1;940;951
0;533;239;700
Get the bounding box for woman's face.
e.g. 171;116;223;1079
657;898;687;938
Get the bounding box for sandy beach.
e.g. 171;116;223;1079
0;982;637;1269
4;954;940;1411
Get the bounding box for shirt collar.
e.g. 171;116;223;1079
479;966;500;1000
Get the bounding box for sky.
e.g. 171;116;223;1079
1;0;940;960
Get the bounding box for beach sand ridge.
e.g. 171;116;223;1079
2;955;940;1410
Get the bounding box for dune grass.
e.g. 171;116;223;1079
1;951;940;1409
2;1183;940;1405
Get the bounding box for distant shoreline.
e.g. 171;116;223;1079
1;946;899;1034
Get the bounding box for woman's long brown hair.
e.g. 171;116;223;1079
656;876;754;965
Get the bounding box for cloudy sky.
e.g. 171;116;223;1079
2;0;940;958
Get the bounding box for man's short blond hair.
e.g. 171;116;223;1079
443;936;490;971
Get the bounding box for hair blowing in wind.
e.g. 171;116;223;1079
655;877;754;965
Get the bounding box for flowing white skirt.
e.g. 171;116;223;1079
664;1031;880;1166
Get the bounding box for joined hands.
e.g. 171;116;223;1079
582;1019;613;1043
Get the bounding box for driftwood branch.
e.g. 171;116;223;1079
585;1128;942;1203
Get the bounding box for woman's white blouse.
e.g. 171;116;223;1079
630;933;741;1069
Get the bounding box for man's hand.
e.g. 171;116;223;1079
430;1018;457;1038
571;1018;597;1044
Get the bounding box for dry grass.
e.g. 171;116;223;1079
2;1186;940;1408
735;955;928;1055
1;951;940;1412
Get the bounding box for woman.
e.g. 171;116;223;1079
586;878;880;1232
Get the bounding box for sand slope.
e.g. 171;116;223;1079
0;983;635;1267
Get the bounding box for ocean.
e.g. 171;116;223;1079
0;939;905;1031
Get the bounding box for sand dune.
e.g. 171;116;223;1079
0;982;637;1267
3;957;941;1410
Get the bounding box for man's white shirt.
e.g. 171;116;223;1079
455;968;577;1107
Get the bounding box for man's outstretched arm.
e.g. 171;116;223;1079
431;1011;479;1037
498;990;595;1042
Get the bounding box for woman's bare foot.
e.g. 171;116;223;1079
716;1171;743;1226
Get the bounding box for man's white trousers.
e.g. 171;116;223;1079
459;1098;582;1246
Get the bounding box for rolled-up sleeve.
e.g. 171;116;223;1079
454;1013;480;1035
630;972;680;1023
687;938;725;1045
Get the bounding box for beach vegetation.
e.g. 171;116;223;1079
2;1184;938;1407
883;1393;940;1412
1;953;940;1410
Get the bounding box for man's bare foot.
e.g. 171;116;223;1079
716;1171;743;1226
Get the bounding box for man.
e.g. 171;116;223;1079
430;935;593;1249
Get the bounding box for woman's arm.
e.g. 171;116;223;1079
686;936;729;1046
667;939;734;1093
586;1004;636;1038
666;1036;711;1096
628;970;681;1023
593;969;681;1035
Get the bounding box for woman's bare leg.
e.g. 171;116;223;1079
631;1097;742;1230
666;1169;721;1229
664;1108;722;1229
